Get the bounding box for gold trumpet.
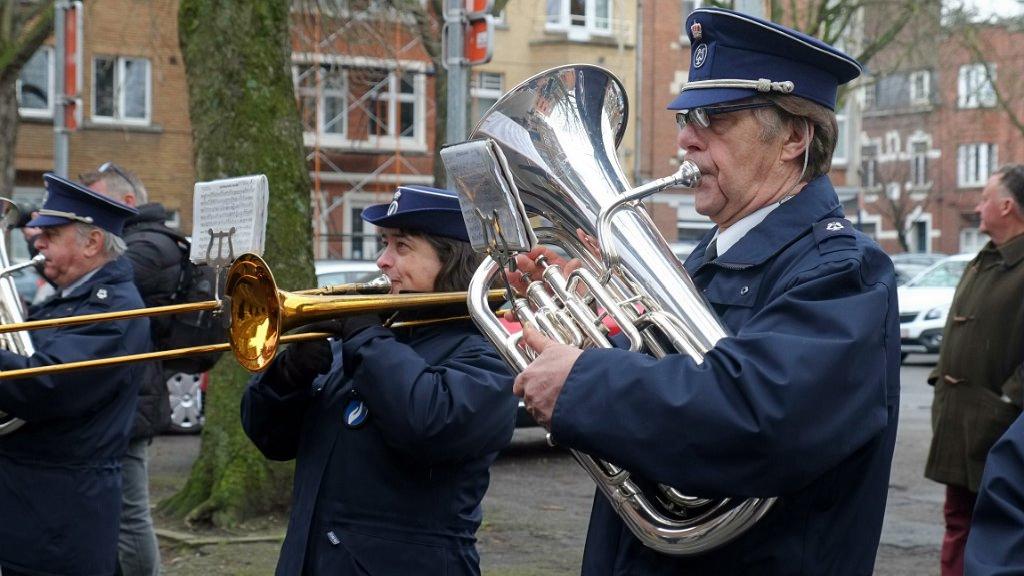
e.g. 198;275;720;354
0;253;505;379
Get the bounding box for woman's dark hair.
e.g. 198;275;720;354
402;229;483;292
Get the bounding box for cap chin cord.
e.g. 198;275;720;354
36;209;94;225
680;78;795;94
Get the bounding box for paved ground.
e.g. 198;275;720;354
152;356;943;575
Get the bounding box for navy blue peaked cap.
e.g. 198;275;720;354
361;185;469;241
27;173;138;236
667;7;863;111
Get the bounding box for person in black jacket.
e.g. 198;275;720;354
241;186;517;575
81;162;177;576
0;174;147;576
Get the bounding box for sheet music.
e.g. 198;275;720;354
190;175;269;265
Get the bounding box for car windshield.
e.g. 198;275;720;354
907;260;969;288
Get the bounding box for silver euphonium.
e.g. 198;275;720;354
0;198;39;435
457;65;775;555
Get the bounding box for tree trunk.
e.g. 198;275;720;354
160;0;315;527
0;79;18;199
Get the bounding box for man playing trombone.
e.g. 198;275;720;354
0;174;149;576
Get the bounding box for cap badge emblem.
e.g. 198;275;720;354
690;22;702;40
96;288;108;300
386;200;399;216
826;221;844;231
693;43;708;68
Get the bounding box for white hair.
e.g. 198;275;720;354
74;222;127;258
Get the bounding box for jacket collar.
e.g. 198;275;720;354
990;232;1024;268
60;256;135;299
687;175;843;270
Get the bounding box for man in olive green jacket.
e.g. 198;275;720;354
925;164;1024;576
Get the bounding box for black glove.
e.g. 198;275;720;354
274;337;333;388
302;314;383;341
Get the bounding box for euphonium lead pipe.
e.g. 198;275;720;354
0;254;45;278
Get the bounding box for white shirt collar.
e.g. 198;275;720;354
60;267;101;298
712;201;784;258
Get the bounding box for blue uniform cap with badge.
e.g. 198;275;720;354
360;185;469;242
27;173;138;236
668;7;863;112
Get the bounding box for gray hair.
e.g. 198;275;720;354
74;223;127;259
752;94;838;182
79;165;149;204
996;164;1024;217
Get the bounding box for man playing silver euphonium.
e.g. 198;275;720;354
511;7;900;576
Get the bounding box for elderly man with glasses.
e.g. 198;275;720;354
511;7;900;576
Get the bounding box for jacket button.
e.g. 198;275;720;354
740;286;749;295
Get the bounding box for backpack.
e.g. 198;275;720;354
150;227;228;374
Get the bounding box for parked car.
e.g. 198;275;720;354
314;259;381;287
891;252;948;285
897;253;974;360
166;371;207;434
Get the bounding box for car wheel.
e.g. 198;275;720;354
167;372;205;434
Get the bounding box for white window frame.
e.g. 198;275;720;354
91;55;152;125
957;143;997;188
17;46;54;119
861;143;879;189
546;0;613;39
833;111;848;165
959;227;989;253
906;215;932;253
342;193;382;260
958;63;996;109
909;70;930;105
293;58;428;153
470;71;503;126
909;138;929;187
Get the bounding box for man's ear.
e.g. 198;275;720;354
780;118;813;163
82;229;105;258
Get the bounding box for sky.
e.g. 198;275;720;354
961;0;1024;18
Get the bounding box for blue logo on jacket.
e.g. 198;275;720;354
343;399;369;428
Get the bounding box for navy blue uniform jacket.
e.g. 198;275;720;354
242;319;516;576
965;411;1024;576
553;176;901;575
0;257;148;576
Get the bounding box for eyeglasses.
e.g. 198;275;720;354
98;162;139;197
674;101;775;130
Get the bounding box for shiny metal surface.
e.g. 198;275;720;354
0;199;34;434
462;64;775;555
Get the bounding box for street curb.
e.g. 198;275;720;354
156;528;285;546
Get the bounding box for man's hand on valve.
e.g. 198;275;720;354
512;323;582;431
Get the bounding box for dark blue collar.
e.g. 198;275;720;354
685;176;843;270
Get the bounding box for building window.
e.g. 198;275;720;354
470;72;503;128
908;219;929;253
296;64;347;136
959;227;989;253
910;140;928;187
909;70;930;105
92;56;151;124
958;143;997;187
957;143;997;188
958;63;996;109
833;112;848;164
861;144;878;188
294;63;426;151
862;81;876;110
17;47;54;118
546;0;612;37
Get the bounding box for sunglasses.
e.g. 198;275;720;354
675;101;775;130
97;162;139;197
